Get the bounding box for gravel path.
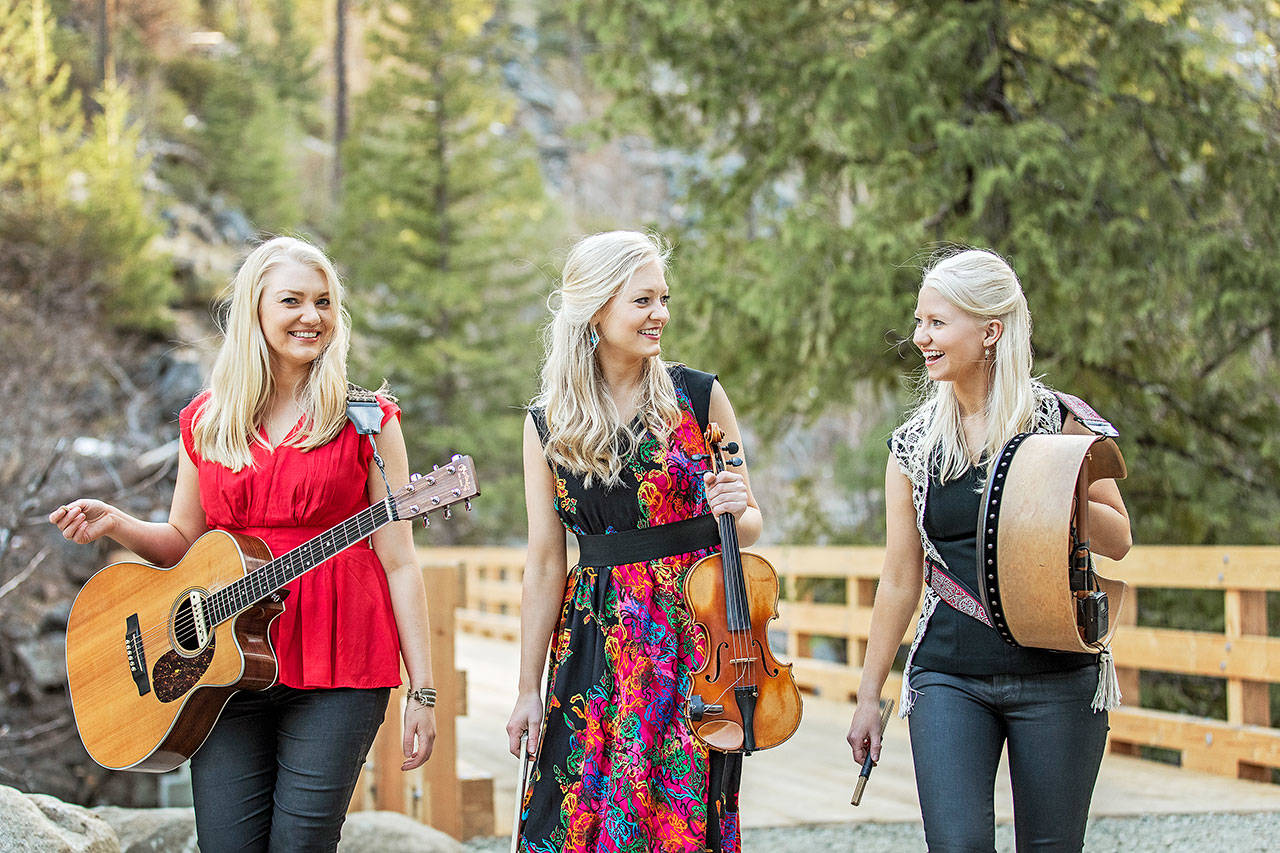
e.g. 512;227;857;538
466;812;1279;852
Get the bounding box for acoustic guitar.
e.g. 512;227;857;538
65;456;478;772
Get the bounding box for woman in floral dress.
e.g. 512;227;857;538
506;231;761;853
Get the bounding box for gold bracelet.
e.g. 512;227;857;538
407;687;437;708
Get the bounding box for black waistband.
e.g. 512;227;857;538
574;514;721;567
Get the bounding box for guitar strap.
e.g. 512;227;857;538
346;384;393;501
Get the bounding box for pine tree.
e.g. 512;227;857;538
337;0;559;542
567;0;1280;543
77;79;174;333
0;0;173;333
0;0;84;219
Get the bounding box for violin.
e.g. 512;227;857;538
683;423;802;754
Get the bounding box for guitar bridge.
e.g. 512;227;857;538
125;614;151;697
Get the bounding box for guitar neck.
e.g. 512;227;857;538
204;499;396;627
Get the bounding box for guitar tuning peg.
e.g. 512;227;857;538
421;515;431;528
443;507;452;520
464;499;472;512
432;464;439;471
410;472;421;482
725;442;739;454
451;454;461;462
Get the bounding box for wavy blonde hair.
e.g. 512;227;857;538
534;231;682;487
911;248;1038;483
192;236;352;471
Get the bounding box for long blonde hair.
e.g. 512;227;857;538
192;236;352;471
911;248;1038;483
534;231;683;487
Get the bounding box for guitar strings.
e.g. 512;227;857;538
131;507;385;649
103;501;397;667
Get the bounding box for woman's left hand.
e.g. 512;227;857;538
401;702;436;771
703;470;749;521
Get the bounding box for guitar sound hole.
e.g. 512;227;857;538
171;594;209;656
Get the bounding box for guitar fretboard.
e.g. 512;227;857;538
205;499;395;626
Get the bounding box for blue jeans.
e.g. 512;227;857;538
189;685;390;853
907;665;1107;852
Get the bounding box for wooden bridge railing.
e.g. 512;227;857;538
437;545;1280;784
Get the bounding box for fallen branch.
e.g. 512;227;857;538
0;547;49;602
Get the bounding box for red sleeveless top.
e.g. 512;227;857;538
179;392;403;689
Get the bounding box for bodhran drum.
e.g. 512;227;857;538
976;432;1129;653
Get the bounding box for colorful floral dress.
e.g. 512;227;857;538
522;365;742;853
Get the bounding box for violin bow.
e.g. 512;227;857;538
510;731;531;853
851;698;894;806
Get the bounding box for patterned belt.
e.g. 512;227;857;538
575;514;720;568
925;558;993;628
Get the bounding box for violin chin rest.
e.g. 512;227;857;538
696;720;743;752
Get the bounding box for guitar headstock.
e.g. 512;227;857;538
391;454;480;526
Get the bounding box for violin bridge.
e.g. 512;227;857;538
729;656;758;665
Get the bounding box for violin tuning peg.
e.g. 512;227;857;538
691;454;707;462
730;457;744;467
433;464;439;471
725;442;739;454
410;472;421;482
451;454;461;462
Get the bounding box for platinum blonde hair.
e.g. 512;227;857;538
534;231;682;487
911;248;1037;482
192;236;352;471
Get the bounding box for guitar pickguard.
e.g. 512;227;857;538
152;639;215;703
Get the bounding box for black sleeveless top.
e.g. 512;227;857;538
912;463;1097;677
529;365;717;538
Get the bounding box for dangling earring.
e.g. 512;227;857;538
588;326;600;349
984;346;991;361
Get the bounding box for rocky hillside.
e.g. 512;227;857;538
0;197;234;805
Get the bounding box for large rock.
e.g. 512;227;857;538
0;785;118;853
94;805;460;852
93;806;196;853
338;811;461;853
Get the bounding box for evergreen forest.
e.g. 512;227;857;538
1;0;1279;803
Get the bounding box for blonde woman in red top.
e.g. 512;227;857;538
50;237;434;852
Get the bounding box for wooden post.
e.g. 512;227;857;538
374;688;406;814
420;562;463;838
1225;588;1270;781
1109;587;1142;756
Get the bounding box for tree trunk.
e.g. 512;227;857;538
333;0;348;198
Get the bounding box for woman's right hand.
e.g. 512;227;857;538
49;499;117;545
846;698;886;766
506;690;544;758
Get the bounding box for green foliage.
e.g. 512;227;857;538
239;0;324;135
0;0;172;333
162;53;304;231
76;81;175;332
337;0;560;543
0;0;84;209
1137;587;1224;632
567;0;1280;545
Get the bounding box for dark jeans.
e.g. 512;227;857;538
189;685;390;853
907;665;1107;852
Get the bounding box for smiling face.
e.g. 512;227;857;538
593;260;669;361
256;259;334;374
913;286;997;384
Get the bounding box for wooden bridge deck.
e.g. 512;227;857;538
455;633;1280;836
